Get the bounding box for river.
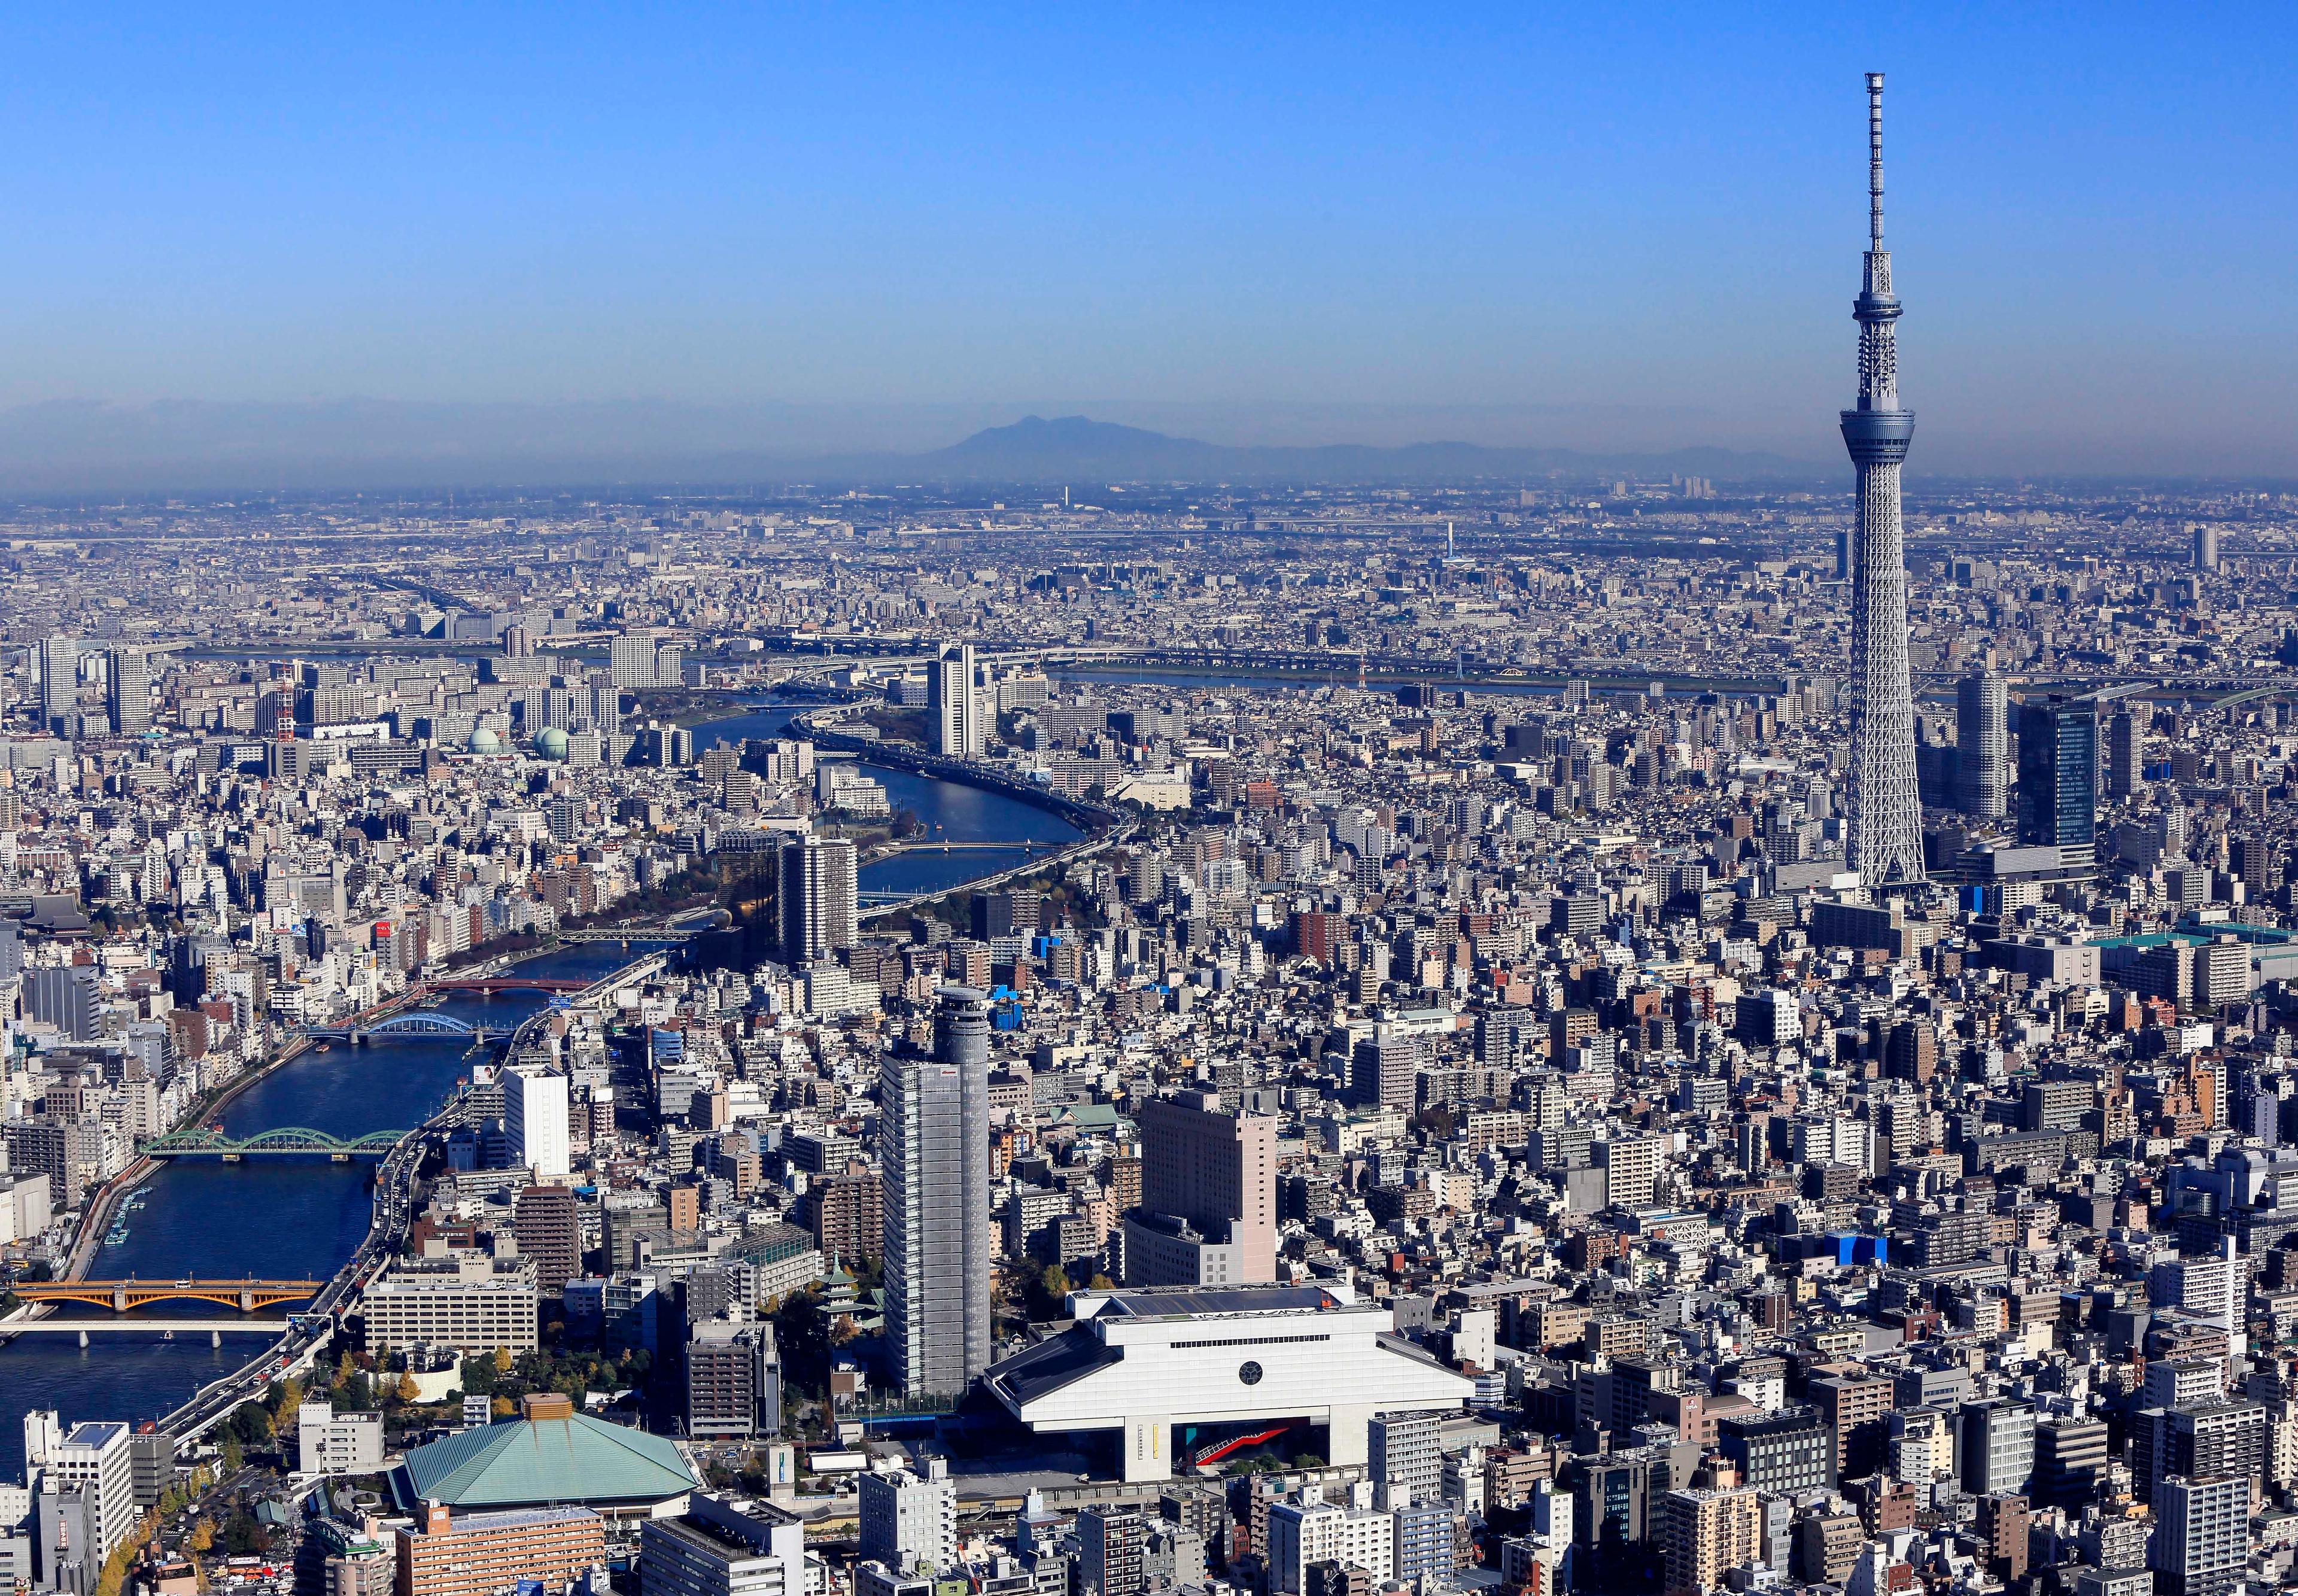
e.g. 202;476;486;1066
689;709;1085;901
0;942;653;1479
1;729;1084;1476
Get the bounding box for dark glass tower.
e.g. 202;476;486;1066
2017;696;2099;859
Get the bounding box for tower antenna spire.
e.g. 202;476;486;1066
1867;71;1885;249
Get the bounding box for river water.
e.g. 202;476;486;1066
0;943;648;1478
689;709;1084;902
1;726;1084;1477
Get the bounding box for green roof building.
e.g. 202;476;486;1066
391;1393;697;1519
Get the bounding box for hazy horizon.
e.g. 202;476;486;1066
4;9;2294;487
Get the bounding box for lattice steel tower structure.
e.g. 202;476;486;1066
1841;72;1926;887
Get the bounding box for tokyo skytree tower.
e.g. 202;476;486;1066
1840;72;1925;887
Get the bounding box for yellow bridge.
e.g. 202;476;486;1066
14;1279;325;1314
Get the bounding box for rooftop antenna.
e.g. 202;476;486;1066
1868;70;1886;253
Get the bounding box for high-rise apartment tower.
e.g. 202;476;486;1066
881;987;992;1396
1955;671;2008;819
2107;710;2141;800
39;635;77;731
778;836;858;962
108;647;150;736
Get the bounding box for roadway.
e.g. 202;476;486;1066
159;1087;448;1443
159;947;668;1439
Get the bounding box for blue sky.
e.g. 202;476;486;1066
1;6;2293;473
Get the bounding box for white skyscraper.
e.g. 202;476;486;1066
38;636;77;731
38;1418;135;1563
610;632;660;690
929;643;983;758
502;1068;571;1178
1955;670;2008;819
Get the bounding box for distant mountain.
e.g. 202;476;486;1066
898;414;1823;485
0;399;1825;494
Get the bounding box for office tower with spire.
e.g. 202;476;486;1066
1840;72;1926;887
881;986;992;1396
1955;670;2008;820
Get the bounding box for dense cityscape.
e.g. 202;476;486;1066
8;54;2298;1596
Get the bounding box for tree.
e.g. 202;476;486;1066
218;1436;242;1476
188;1519;215;1554
227;1402;272;1446
95;1509;161;1596
1026;1264;1074;1320
770;1287;834;1398
491;1396;515;1417
458;1354;497;1394
492;1346;512;1373
395;1372;421;1403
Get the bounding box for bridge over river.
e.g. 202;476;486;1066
13;1279;324;1312
142;1126;408;1160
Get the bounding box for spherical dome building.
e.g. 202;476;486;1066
534;726;570;761
467;726;502;755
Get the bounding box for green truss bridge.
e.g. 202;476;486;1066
145;1126;409;1161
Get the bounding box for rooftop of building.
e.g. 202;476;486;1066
392;1406;697;1513
416;1504;607;1536
1081;1284;1351;1321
